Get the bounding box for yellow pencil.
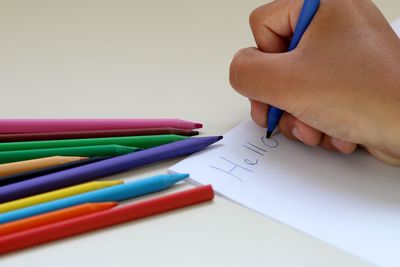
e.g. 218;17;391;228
0;180;122;213
0;156;88;177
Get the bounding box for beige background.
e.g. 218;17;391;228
0;1;398;266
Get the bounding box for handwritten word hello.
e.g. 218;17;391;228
210;137;279;182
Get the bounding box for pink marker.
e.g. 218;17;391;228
0;119;203;133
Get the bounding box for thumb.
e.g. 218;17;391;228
229;47;304;111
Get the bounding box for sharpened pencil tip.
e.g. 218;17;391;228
176;173;190;179
166;173;190;185
266;131;272;139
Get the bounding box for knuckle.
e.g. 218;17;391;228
249;6;263;28
229;49;248;91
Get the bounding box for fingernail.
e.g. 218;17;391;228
292;127;301;141
331;138;344;152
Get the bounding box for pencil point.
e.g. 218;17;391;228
176;173;190;179
194;123;203;129
266;131;272;139
91;202;119;209
191;131;200;136
108;180;124;185
166;173;189;185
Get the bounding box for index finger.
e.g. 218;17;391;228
249;0;304;53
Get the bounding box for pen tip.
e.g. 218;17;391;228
167;173;189;184
266;131;272;139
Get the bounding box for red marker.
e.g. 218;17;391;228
0;185;214;255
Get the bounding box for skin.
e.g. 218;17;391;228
230;0;400;165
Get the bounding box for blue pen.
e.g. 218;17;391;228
266;0;320;138
0;173;188;224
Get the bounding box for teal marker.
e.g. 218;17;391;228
0;173;188;223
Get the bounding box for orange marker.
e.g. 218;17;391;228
0;202;117;236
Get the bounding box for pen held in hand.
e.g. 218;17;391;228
266;0;320;138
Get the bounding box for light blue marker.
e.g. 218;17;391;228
0;173;188;224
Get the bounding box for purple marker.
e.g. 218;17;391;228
0;136;222;203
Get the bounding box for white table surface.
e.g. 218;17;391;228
0;1;398;266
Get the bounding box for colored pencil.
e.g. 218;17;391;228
0;157;109;187
0;185;214;255
0;145;137;164
0;156;87;177
0;180;122;214
0;119;203;133
0;135;187;152
0;174;186;223
0;136;222;203
0;202;118;236
0;128;199;142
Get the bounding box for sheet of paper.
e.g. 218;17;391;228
170;119;400;267
393;18;400;36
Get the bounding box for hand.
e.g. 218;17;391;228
230;0;400;165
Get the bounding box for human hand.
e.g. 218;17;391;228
230;0;400;165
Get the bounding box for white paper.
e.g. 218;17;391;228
170;119;400;267
393;18;400;37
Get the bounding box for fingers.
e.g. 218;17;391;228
319;134;339;152
329;138;357;154
230;47;297;109
250;102;323;147
249;0;304;53
363;147;400;166
319;135;358;154
242;0;362;157
250;99;268;127
279;112;321;146
231;0;310;114
276;112;357;153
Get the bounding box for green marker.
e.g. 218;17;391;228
0;145;137;164
0;135;187;152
